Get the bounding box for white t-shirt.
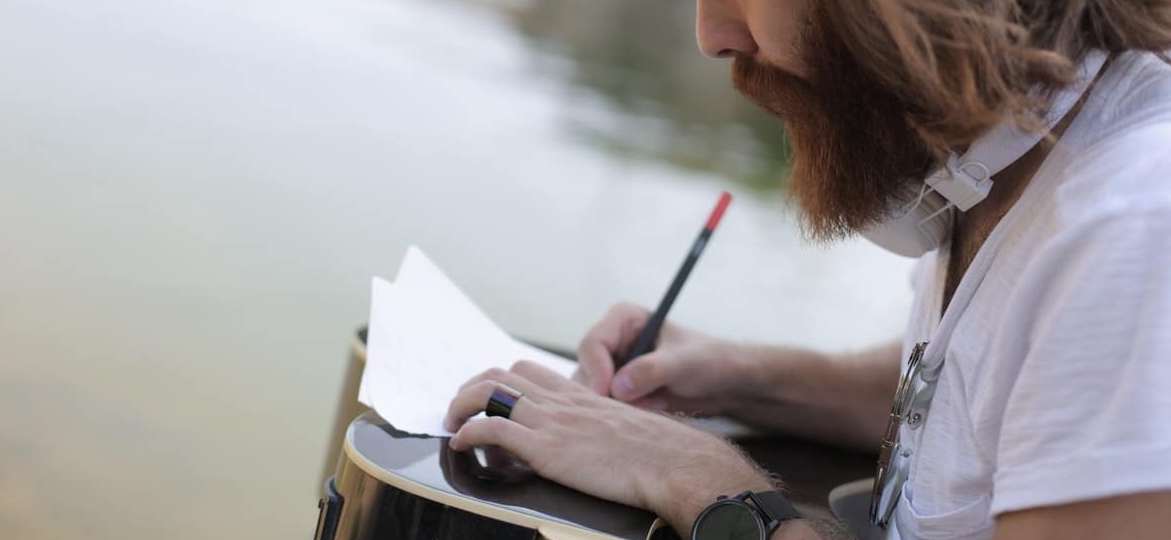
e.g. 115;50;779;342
892;50;1171;540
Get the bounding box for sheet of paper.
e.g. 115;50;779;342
360;246;576;436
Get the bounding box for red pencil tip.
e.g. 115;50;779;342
705;192;732;231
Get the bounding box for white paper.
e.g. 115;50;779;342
360;246;576;436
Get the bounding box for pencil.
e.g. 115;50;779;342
615;191;732;369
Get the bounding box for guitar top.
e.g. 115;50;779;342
335;411;665;540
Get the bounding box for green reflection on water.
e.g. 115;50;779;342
492;0;794;192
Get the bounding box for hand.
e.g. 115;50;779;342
573;302;752;416
445;360;775;534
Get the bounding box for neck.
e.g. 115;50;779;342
941;57;1109;311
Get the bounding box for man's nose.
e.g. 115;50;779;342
695;0;758;59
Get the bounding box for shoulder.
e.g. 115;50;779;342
1044;51;1171;226
1050;123;1171;224
1076;50;1171;141
995;71;1171;350
1101;51;1171;119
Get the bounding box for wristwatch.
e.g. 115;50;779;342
691;490;801;540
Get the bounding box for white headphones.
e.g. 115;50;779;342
862;51;1109;258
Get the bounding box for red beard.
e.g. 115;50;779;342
732;7;935;242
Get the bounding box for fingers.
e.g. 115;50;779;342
611;351;676;402
446;378;540;432
510;360;579;393
449;416;540;455
458;366;538;394
456;361;578;398
574;340;616;395
447;360;593;433
575;303;650;395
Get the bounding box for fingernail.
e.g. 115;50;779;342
614;374;635;397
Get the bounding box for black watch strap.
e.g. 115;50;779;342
752;490;801;525
691;490;802;540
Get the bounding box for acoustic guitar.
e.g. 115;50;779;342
313;330;879;540
316;410;675;540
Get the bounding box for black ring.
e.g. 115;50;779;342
485;383;524;419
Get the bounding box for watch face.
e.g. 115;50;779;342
693;500;766;540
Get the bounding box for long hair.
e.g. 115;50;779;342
819;0;1171;158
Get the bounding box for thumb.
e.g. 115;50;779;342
610;352;675;402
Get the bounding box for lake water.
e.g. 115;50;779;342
0;0;913;538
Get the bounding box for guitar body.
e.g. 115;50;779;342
313;330;881;540
317;411;665;540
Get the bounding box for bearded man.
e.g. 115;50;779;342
443;1;1171;538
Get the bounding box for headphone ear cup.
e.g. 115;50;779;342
862;188;953;258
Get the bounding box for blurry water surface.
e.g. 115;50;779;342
0;0;914;538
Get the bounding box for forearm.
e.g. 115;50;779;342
655;444;858;539
728;340;901;451
794;505;858;540
663;506;851;540
664;476;856;539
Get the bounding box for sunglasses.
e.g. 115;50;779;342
869;341;937;529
